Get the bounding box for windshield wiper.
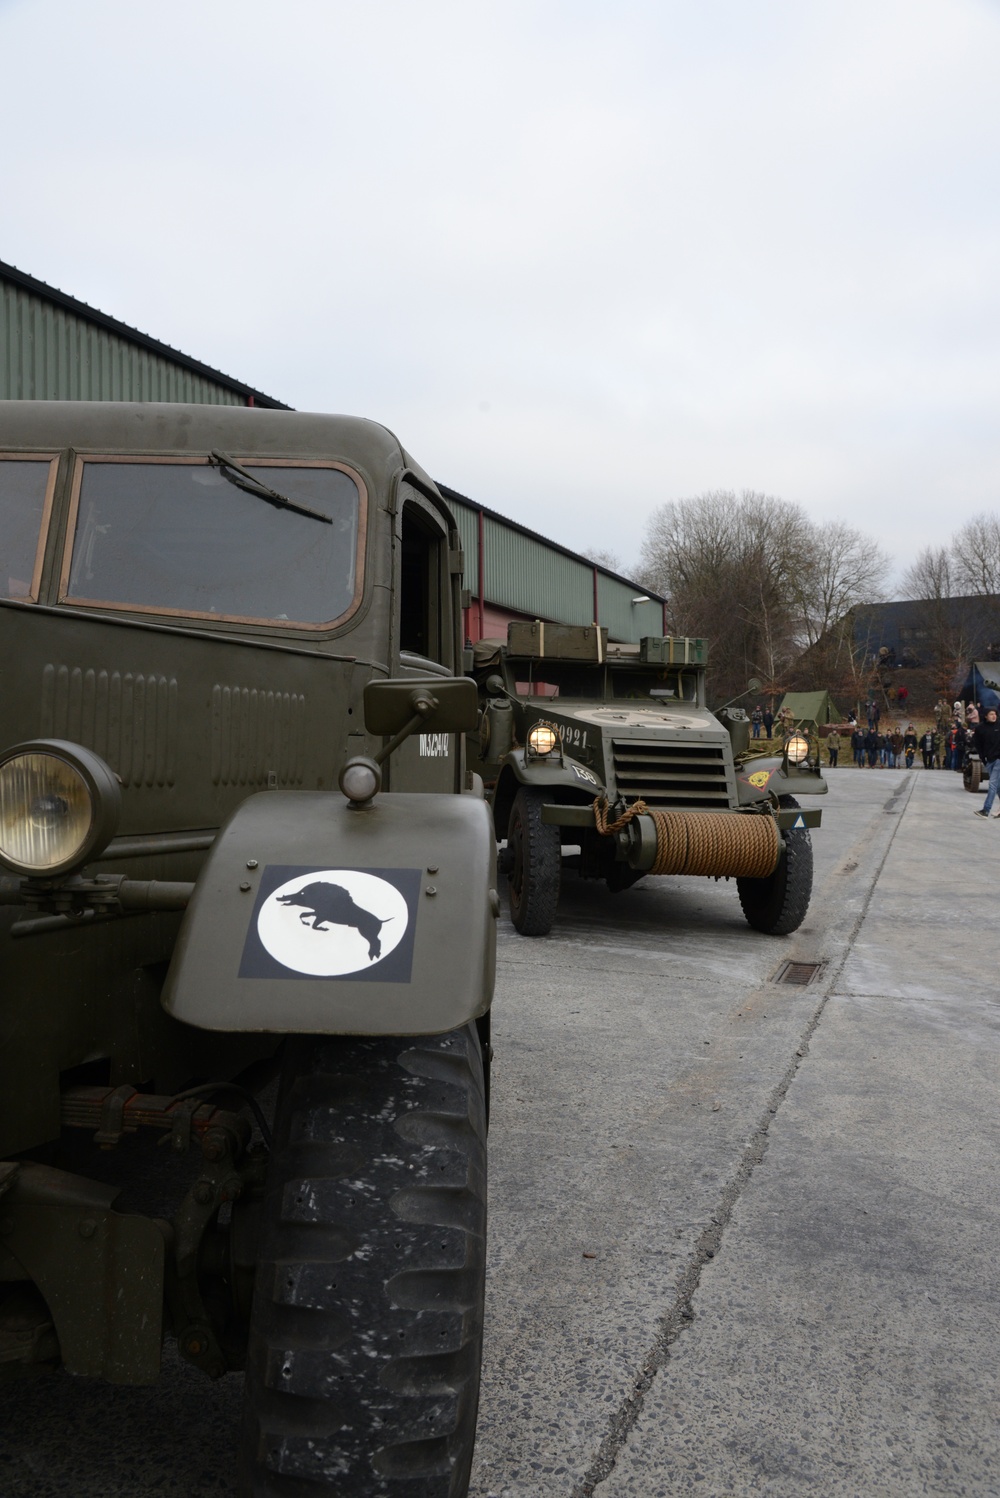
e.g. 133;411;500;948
209;451;333;524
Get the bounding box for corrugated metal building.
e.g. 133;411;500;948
437;483;666;645
1;260;664;642
1;259;288;408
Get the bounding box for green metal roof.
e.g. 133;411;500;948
0;264;664;643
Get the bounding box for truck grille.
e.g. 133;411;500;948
611;740;731;808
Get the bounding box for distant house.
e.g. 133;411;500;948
851;596;1000;668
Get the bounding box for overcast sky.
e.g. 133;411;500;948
3;0;999;588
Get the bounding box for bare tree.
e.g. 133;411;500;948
902;545;954;601
583;547;623;574
786;521;890;703
795;521;890;651
952;513;1000;596
639;490;814;702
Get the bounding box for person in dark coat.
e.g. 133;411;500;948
973;707;1000;817
852;727;866;767
763;708;774;739
920;728;936;769
865;728;879;767
903;725;918;768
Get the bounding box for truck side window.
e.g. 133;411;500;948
0;457;57;601
399;498;444;663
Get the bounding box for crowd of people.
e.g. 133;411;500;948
840;722;919;769
748;696;1000;820
750;704;796;739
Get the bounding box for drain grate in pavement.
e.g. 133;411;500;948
774;960;821;985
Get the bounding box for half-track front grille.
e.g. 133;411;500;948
611;739;731;808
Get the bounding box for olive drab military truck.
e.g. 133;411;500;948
470;623;827;937
0;402;496;1497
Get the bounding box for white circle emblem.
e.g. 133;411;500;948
257;870;409;977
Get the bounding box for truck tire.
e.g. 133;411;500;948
507;786;561;935
737;796;813;936
240;1025;487;1497
964;757;982;793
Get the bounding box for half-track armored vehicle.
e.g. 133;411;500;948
0;402;496;1496
470;622;827;937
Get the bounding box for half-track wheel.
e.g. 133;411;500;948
737;795;813;936
507;786;561;936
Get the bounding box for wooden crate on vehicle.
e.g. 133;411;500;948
639;636;708;666
506;621;608;661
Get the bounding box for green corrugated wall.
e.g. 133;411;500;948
450;495;664;643
0;269;665;642
1;280;247;405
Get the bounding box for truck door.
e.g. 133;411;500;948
391;482;461;791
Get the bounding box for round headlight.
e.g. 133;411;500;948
0;741;121;876
339;757;382;805
784;733;810;765
527;723;559;756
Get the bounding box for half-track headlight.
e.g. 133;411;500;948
527;722;559;756
784;733;810;766
0;740;121;877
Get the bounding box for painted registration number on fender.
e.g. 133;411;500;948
419;733;450;757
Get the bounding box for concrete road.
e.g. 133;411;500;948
2;767;997;1497
471;766;1000;1498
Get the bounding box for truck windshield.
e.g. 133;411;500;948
1;457;54;600
610;667;695;701
64;459;363;627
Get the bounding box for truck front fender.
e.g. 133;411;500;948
735;757;828;804
491;748;604;838
162;790;496;1036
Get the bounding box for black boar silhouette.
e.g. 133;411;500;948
277;881;390;960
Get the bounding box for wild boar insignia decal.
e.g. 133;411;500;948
277;882;389;958
239;867;421;982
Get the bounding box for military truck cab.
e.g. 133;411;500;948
471;622;827;937
0;402;494;1496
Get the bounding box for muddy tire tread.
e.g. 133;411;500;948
240;1027;486;1497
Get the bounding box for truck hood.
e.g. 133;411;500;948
548;702;725;738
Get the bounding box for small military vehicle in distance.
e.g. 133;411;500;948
0;402;496;1497
470;622;827;937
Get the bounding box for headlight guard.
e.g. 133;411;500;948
784;732;811;767
526;721;560;758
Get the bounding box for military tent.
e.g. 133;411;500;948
776;690;843;726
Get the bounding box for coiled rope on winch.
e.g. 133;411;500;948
593;798;780;879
